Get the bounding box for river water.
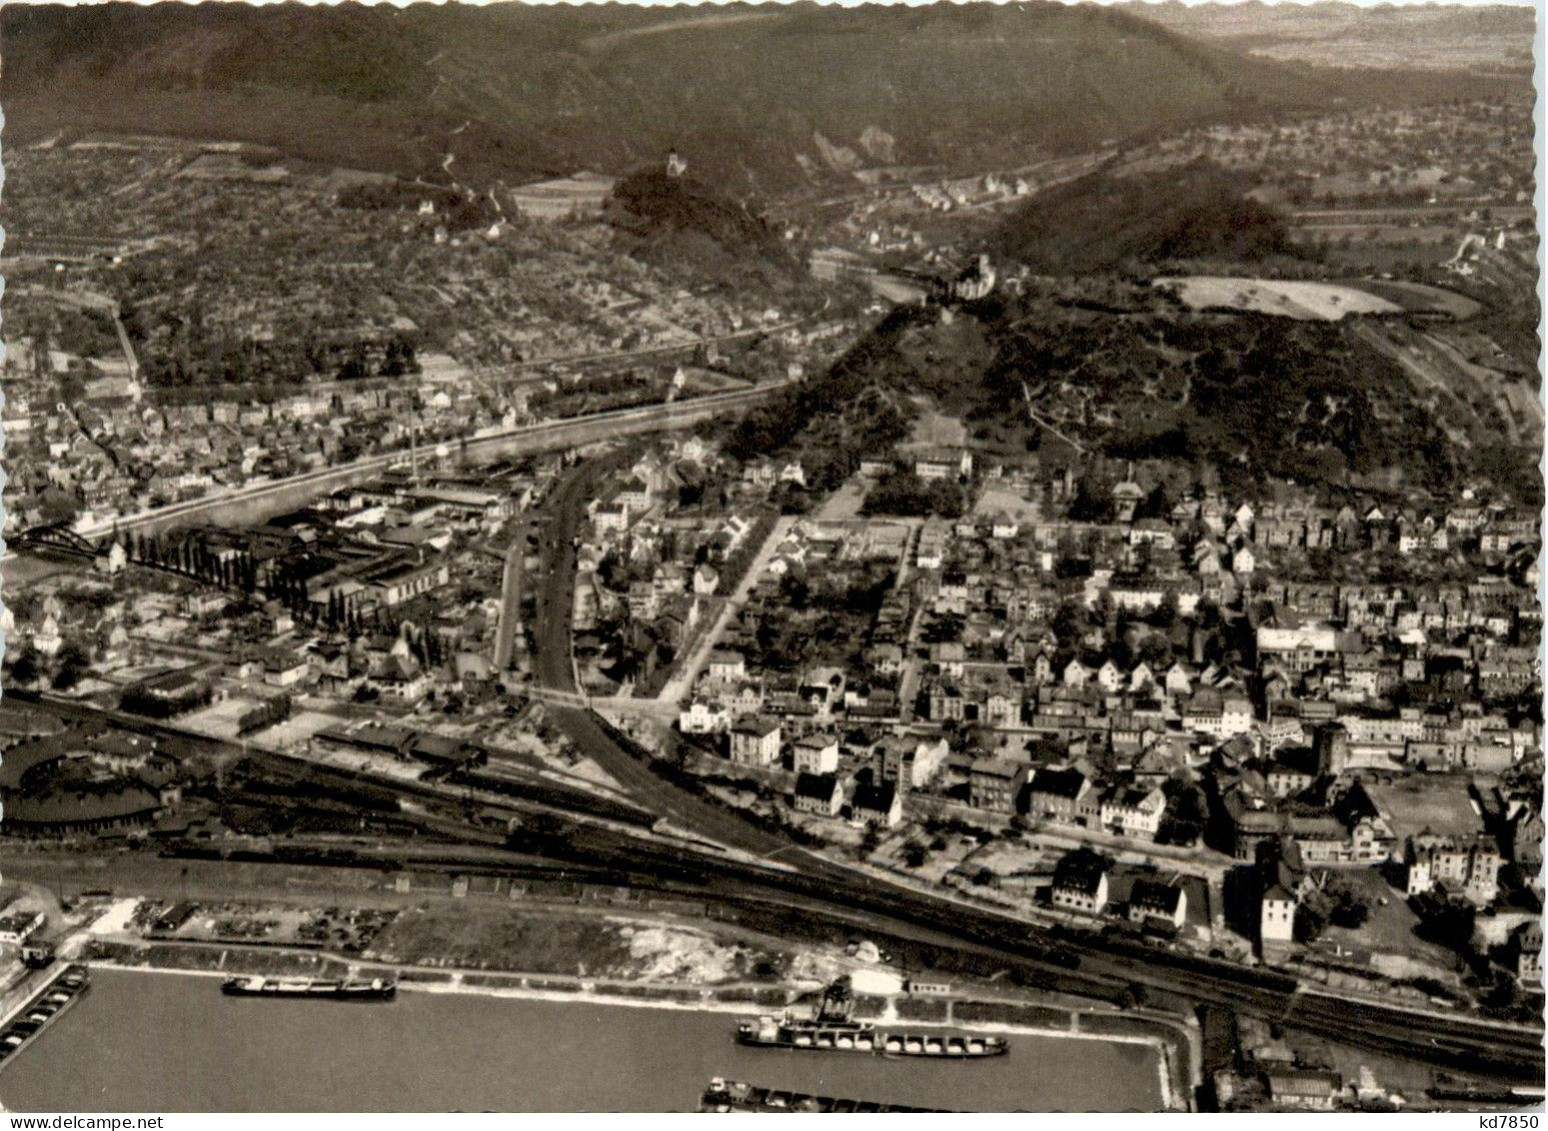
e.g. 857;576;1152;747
1;969;1162;1112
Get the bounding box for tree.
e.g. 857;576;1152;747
1051;601;1086;648
1293;901;1328;944
1146;592;1178;632
38;488;81;526
8;645;40;687
1068;475;1112;523
858;825;883;857
52;642;91;692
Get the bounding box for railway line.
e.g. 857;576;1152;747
522;452;1545;1083
16;679;1543;1083
68;379;794;540
13;429;1541;1085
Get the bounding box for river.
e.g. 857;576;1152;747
0;969;1163;1112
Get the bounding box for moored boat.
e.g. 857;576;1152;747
735;977;1008;1059
700;1077;950;1113
220;976;396;1001
882;1032;1008;1059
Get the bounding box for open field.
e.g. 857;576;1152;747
366;904;638;974
1156;276;1403;320
1361;781;1486;844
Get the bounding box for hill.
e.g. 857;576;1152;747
993;160;1294;274
744;280;1538;504
0;2;1516;195
1123;1;1534;73
605;169;805;300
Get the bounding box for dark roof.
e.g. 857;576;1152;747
794;772;841;803
1129;878;1184;915
89;732;155;760
1265;745;1319;777
314;724;412;753
5;784;163;827
1030;767;1087;799
0;735;72;791
851;781;898;815
138;668;208;696
409;733;477;765
971;758;1024;782
1052;850;1108;896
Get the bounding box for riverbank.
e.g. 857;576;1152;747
79;943;1188;1110
5;966;1171;1112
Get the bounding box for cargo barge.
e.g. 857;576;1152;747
735;977;1008;1059
700;1077;949;1113
221;976;396;1001
0;964;91;1071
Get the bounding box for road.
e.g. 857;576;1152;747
13;673;1543;1083
524;454;1545;1082
66;296;838;543
654;515;795;706
528;457;802;858
72;381;795;540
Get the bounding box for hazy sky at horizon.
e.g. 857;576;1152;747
12;0;1541;8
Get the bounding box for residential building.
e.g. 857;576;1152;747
729;718;782;768
792;772;844;817
1051;851;1109;915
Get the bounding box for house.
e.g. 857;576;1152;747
1127;878;1187;930
34;613;63;658
969;758;1027;813
914;449;972;482
1508;804;1544;869
1099;784;1166;842
851;781;903;828
260;648;312;689
1051;851;1109;915
1405;833;1502;905
592;502;630;534
94;541;128;576
729;718;781;767
126;669;211;715
1259;848;1303;957
693;563;721;595
792;772;845;817
374;655;431;705
1263;746;1318;798
792;733;841;775
707;650;747;682
1510;920;1542;987
1024;767;1098;827
679;699;731;735
1182;690;1255;740
878;734;949;791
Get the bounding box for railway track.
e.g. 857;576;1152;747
521;455;1545;1081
